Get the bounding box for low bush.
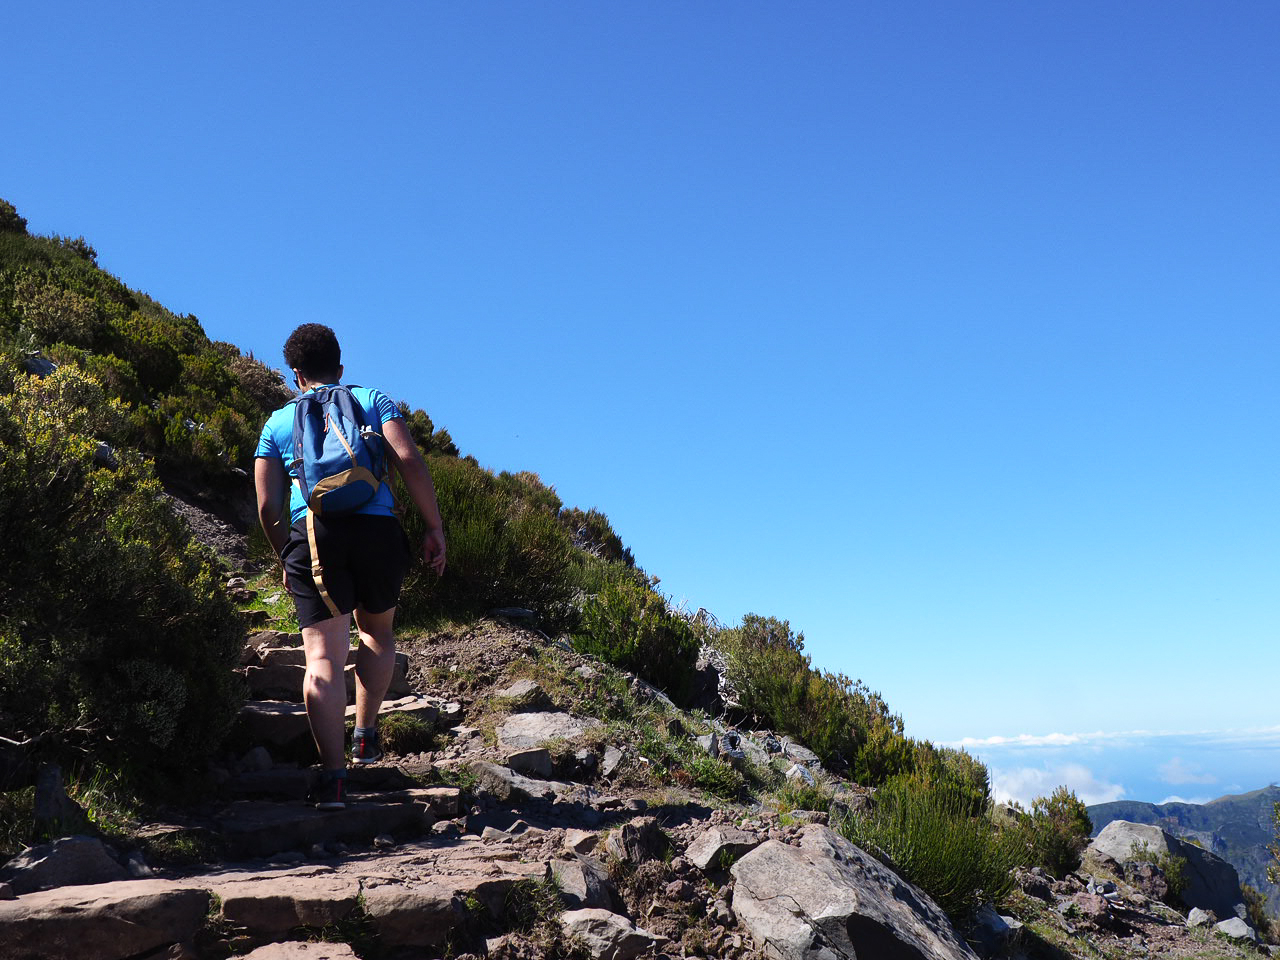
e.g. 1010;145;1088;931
398;453;579;629
836;773;1021;921
1015;786;1093;878
717;615;911;783
0;365;245;789
572;575;700;704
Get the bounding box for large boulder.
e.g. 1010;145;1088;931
731;825;978;960
0;879;210;960
1086;820;1245;919
0;835;127;895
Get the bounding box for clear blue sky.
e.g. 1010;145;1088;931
6;2;1277;801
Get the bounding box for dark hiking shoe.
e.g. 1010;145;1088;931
309;771;346;810
351;730;383;765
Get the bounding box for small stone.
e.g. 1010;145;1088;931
238;746;274;773
0;882;14;900
564;829;599;855
309;843;329;859
373;834;395;850
1215;917;1257;943
124;852;154;878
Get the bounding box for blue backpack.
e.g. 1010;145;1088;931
289;385;387;517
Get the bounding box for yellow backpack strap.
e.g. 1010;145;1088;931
306;510;342;618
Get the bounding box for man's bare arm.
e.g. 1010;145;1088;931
381;418;446;575
254;456;291;558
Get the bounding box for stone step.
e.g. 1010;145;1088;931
242;649;412;702
213;800;433;859
229;695;450;752
0;840;549;960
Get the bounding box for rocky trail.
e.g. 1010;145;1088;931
0;599;1273;960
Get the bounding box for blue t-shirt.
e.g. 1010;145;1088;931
255;384;402;525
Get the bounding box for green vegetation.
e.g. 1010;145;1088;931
715;614;989;800
1129;839;1189;903
1015;786;1094;878
1270;801;1279;885
572;574;701;704
376;711;437;755
398;455;583;630
835;773;1022;921
0;364;245;790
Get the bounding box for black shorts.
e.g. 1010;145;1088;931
282;514;412;628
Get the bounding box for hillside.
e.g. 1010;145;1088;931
1;197;1276;958
1089;785;1280;916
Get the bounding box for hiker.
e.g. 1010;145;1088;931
254;323;446;809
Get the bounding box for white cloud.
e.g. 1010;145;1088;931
990;763;1126;808
1158;795;1212;805
948;725;1280;753
1159;756;1216;785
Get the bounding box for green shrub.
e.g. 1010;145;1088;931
1128;839;1189;903
398;453;579;628
1016;786;1093;878
559;506;634;566
0;199;27;234
718;615;911;783
0;365;245;788
572;575;700;703
772;778;834;814
1269;801;1279;885
836;773;1021;921
376;712;436;755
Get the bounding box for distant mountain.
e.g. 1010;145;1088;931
1088;784;1280;915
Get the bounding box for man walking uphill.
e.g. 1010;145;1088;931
254;324;446;810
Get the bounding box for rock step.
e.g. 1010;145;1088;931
228;695;456;752
241;648;412;703
0;842;550;960
135;783;461;862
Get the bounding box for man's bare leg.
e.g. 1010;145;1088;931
301;614;352;770
353;606;397;732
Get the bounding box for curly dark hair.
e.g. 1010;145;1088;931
283;324;342;380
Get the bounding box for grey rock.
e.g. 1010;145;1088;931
213;875;360;935
33;764;89;838
731;824;979;960
559;908;667;960
363;880;463;947
241;943;359;959
684;826;762;873
1187;906;1215;927
695;733;719;758
564;829;600;856
604;817;667;865
496;711;601;752
506;748;554;779
0;879;210;960
602;745;625;778
967;904;1017;954
551;856;616;910
495;678;553;711
785;763;816;787
238;745;275;773
469;761;558;803
1;835;127;895
1215;916;1257;942
781;738;821;766
1087;820;1245;920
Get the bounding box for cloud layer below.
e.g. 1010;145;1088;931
952;726;1280;808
